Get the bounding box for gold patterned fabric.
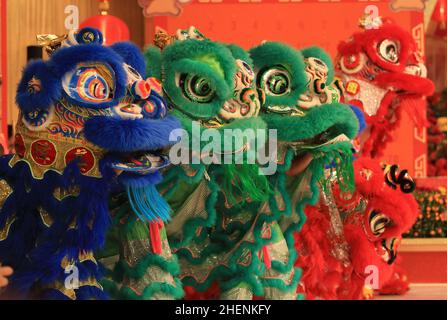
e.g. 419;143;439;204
10;100;109;180
0;180;12;208
0;180;14;241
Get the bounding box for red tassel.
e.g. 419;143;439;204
149;221;163;255
263;245;271;270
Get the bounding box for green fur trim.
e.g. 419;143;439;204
221;163;272;206
162;40;236;119
300;46;334;84
226;43;253;66
144;45;162;79
112;253;181;281
168;174;220;249
262;102;359;142
249;41;307;108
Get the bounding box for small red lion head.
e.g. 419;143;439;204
336;18;434;157
340;158;419;289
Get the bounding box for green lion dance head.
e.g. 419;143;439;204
250;42;359;193
145;28;271;206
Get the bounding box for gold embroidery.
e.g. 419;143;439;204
79;251;98;265
11;100;108;180
0;180;12;207
44;278;103;301
61;251;98;270
68;218;77;230
0;215;17;241
38;207;54;228
53;186;81;201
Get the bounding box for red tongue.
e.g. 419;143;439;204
132;158;143;165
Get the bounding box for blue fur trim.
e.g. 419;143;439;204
349;105;366;134
16;60;62;113
111;42;146;77
127;183;171;222
47;44;127;109
83;115;181;152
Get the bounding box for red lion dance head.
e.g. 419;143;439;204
336;17;435;158
296;158;419;299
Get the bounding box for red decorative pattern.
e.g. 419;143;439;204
30;140;57;166
65;147;95;174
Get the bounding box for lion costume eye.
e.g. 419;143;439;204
369;210;391;236
378;40;400;64
63;63;115;104
258;66;291;96
179;74;215;103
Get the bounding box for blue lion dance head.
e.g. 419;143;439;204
0;28;179;299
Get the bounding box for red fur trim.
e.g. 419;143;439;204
296;158;418;300
352;157;419;234
378;257;410;295
184;283;220;300
361;91;398;158
375;73;435;96
295;203;345;300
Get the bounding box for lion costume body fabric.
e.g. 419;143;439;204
100;28;359;300
296;158;418;299
0;28;179;300
147;32;359;300
295;18;434;300
100;27;276;300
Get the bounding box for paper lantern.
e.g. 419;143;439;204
433;0;447;27
79;0;130;45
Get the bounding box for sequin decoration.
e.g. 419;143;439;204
340;76;389;116
0;180;12;208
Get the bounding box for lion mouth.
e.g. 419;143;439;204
291;126;350;150
109;150;171;175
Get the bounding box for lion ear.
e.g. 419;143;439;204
300;46;334;84
16;60;61;114
144;46;163;79
225;43;252;66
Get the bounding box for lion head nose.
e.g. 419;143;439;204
130;79;151;100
